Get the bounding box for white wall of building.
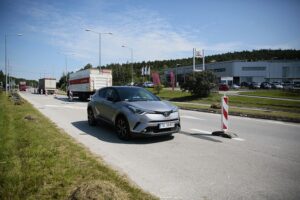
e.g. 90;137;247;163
164;60;300;85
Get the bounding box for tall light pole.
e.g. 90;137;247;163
176;64;181;87
5;33;22;93
85;29;112;69
60;52;75;90
122;45;134;85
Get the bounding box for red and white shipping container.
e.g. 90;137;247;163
68;68;112;100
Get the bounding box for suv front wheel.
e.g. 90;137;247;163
116;116;131;140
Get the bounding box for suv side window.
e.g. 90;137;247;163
98;88;107;98
105;88;117;101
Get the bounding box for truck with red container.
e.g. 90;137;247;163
19;81;27;91
68;68;112;101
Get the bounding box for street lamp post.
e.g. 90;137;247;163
122;45;134;85
5;33;22;93
85;29;112;69
60;52;75;91
176;64;181;87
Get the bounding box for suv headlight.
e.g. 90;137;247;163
127;105;154;115
172;106;178;112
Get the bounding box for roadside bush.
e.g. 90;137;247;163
210;103;221;109
180;71;218;97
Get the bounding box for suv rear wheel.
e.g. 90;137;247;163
87;108;96;126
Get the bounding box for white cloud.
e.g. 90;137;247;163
22;0;290;68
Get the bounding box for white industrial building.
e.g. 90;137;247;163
164;60;300;85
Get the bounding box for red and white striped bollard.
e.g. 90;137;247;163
221;95;229;131
212;94;237;138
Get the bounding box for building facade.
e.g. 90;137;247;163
164;60;300;85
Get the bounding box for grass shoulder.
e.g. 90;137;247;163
148;88;300;122
238;89;300;100
0;92;157;200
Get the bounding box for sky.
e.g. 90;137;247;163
0;0;299;80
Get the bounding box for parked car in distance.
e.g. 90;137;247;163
87;86;181;140
143;81;154;88
219;83;229;91
293;80;300;89
249;82;261;89
134;82;144;87
283;81;293;89
241;82;250;87
271;82;283;89
260;82;272;89
231;84;240;89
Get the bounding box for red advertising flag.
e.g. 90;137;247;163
170;71;175;90
152;72;161;85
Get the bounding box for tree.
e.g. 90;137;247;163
180;71;218;97
83;63;93;70
57;73;69;91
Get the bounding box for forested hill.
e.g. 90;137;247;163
105;49;300;84
106;49;300;71
206;49;300;63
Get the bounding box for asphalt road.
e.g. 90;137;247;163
20;92;300;200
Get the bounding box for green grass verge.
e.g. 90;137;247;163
174;102;300;123
149;88;300;122
239;89;300;100
0;92;157;200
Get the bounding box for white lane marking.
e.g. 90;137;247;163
181;115;205;120
232;137;245;141
181;109;300;127
190;128;211;134
44;104;86;110
190;128;246;141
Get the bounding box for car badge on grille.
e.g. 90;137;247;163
163;111;171;117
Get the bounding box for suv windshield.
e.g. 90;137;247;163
116;87;160;102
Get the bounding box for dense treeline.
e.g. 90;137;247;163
105;49;300;85
0;70;38;89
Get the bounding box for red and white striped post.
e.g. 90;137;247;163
212;94;237;138
221;95;229;131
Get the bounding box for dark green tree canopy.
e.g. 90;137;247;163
83;63;93;70
180;71;218;97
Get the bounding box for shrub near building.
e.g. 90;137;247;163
180;71;218;97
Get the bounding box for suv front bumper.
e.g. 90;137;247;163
129;112;181;136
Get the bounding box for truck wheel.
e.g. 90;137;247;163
79;94;86;101
87;108;96;126
116;116;131;140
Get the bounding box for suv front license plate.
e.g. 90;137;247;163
159;122;175;129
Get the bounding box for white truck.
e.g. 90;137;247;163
38;78;56;94
68;68;112;101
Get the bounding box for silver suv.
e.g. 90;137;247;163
87;86;180;140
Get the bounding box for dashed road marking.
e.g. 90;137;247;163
181;116;205;120
190;128;246;141
190;128;211;134
232;137;245;141
45;104;86;110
